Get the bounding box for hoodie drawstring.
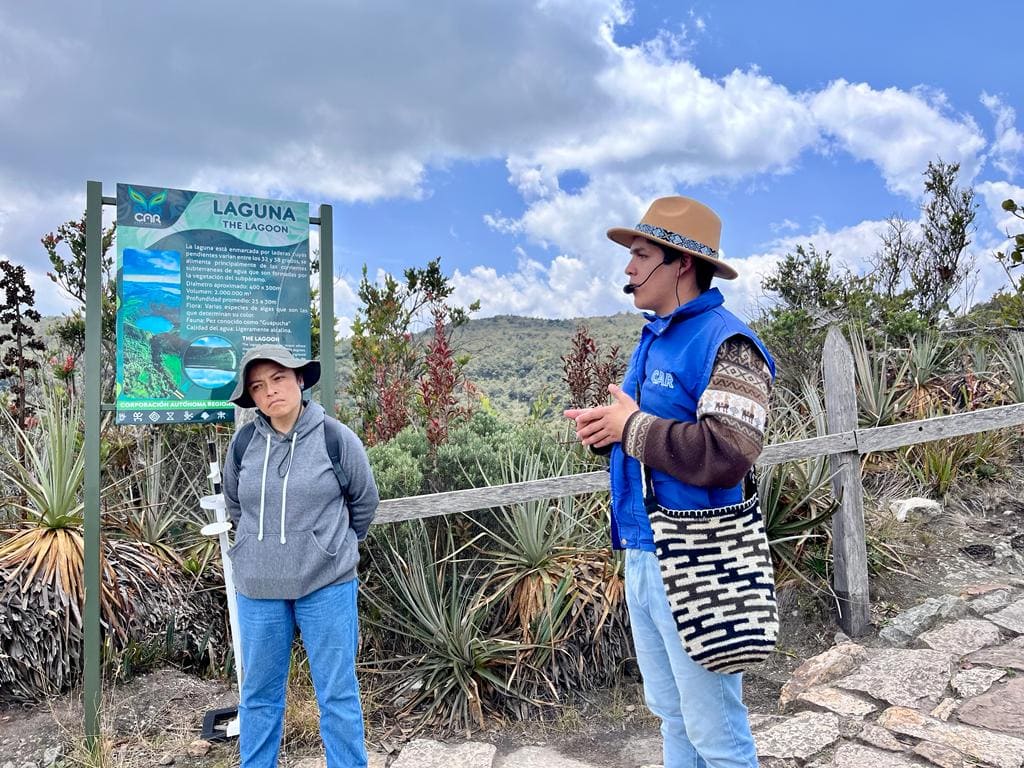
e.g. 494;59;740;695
279;432;298;544
257;433;272;541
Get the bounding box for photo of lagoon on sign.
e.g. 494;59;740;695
118;247;185;400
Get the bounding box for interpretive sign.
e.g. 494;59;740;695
115;184;310;424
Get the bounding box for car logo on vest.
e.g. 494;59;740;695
651;369;674;388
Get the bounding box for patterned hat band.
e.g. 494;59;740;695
635;222;718;258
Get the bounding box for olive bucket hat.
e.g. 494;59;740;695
228;344;321;409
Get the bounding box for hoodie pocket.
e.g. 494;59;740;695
309;530;338;558
230;530;342;600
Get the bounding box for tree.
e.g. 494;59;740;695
41;215;117;397
756;244;853;385
993;198;1024;324
349;258;479;446
0;259;46;433
912;160;977;321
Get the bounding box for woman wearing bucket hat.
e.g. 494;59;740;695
565;197;776;768
221;344;379;768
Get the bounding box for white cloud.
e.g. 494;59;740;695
809;80;987;198
0;1;1009;334
981;92;1024;179
976;180;1024;241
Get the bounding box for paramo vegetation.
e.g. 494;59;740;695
2;160;1024;734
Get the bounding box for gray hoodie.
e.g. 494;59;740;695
222;401;379;600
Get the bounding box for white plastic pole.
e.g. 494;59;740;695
200;445;242;739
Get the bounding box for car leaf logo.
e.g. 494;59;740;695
129;187;167;224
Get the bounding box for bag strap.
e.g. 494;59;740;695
634;373;757;511
323;417;350;499
231;415;349;498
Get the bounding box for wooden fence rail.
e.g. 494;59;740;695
374;328;1024;637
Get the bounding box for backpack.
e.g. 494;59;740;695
231;418;349;497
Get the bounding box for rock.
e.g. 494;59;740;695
877;706;1024;768
39;747;60;768
912;740;970;768
959;583;1012;597
856;722;907;752
291;758;325;768
494;746;597;768
778;642;868;710
957;676;1024;735
156;754;175;766
186;739;211;758
832;742;919;768
994;538;1023;567
889;497;942;522
967;635;1024;670
748;713;786;731
795;685;876;718
929;697;957;721
988;597;1024;634
970;589;1014;616
393;739;497;768
834;648;956;709
753;712;840;761
960;543;997;564
952;666;1005;697
879;596;968;647
918;618;1003;656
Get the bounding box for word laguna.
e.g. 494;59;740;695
212;200;297;222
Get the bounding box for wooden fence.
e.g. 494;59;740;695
374;327;1024;637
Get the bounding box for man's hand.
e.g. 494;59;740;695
563;384;639;449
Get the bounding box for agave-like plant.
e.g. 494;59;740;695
0;384;127;697
849;327;910;427
760;380;838;585
995;332;1024;405
472;448;606;638
905;330;953;417
103;426;213;565
361;520;528;733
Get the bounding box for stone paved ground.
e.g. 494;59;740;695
378;580;1024;768
5;493;1024;767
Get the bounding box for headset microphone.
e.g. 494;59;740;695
623;259;669;294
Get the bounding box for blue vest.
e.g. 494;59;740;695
608;288;776;551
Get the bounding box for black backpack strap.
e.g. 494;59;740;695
231;421;258;469
323;417;350;498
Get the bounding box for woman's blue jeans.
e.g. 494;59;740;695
235;579;367;768
625;549;758;768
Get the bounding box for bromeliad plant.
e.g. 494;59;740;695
761;379;837;584
361;521;528;733
0;384;126;697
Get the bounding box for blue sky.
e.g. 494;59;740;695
1;2;1020;333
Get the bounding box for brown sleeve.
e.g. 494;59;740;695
621;336;772;488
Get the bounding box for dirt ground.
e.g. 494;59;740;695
5;472;1024;767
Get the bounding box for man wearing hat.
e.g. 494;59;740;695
222;345;379;768
565;197;775;767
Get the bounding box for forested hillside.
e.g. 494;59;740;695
336;312;645;418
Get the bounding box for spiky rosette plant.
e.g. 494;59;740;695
0;385;227;700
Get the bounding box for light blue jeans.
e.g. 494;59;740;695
236;579;367;768
625;549;758;768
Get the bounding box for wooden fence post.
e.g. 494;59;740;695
822;326;871;636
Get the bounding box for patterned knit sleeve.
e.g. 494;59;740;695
621;335;772;488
